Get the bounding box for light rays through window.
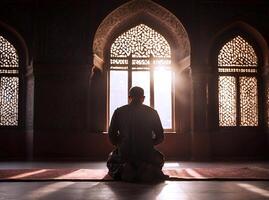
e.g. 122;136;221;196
109;24;173;130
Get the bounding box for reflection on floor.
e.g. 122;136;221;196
0;161;268;200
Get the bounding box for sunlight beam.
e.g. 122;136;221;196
9;169;48;179
154;68;172;129
237;183;269;197
25;182;76;199
185;168;205;178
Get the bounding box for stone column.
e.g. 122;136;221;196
88;54;107;133
263;67;269;158
191;71;211;160
25;61;34;161
175;67;192;134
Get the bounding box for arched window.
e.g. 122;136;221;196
109;24;173;130
218;35;258;127
0;35;19;126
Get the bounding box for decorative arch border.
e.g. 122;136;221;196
92;0;190;71
0;21;30;71
209;21;269;74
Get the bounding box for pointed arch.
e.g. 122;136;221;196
90;0;192;134
218;36;258;67
210;21;269;72
0;20;33;129
209;21;268;128
0;21;30;69
108;23;173;129
93;0;190;71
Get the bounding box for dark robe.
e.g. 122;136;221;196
107;102;166;181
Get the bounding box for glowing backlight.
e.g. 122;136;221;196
109;71;128;121
218;76;237;126
132;71;150;106
154;68;172;129
109;24;173;130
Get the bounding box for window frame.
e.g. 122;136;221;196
0;29;29;131
107;54;175;132
0;36;21;128
215;34;263;129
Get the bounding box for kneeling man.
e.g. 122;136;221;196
107;86;167;182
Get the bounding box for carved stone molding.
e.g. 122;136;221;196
93;54;104;70
93;0;190;70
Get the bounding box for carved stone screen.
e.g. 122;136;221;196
218;36;258;127
218;76;237;126
110;24;172;129
0;36;19;126
239;77;258;126
218;36;257;67
110;24;170;58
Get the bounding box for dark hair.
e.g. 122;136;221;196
129;86;144;98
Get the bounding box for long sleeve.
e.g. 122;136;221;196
108;109;120;145
152;110;164;145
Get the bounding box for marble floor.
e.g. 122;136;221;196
0;161;268;200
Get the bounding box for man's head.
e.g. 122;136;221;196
128;86;145;104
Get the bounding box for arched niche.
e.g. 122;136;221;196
90;0;191;134
208;20;269;130
0;20;33;159
93;0;190;72
0;21;30;70
209;21;269;74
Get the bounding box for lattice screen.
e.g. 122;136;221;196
0;36;19;126
218;36;257;67
111;24;170;58
239;77;258;126
218;35;258;127
218;76;237;126
0;77;19;125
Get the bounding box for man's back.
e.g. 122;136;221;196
109;103;164;162
107;86;166;182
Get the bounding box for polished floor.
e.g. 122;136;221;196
0;161;269;200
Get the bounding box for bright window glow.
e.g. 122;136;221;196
132;71;150;106
239;76;258;126
109;71;128;121
154;69;172;129
111;24;170;58
218;35;258;127
218;76;237;126
109;24;173;130
218;36;257;67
